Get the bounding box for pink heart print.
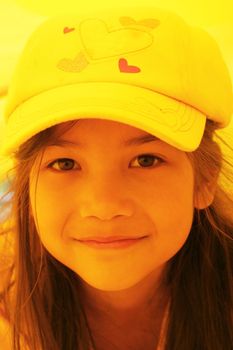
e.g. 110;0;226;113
118;58;141;73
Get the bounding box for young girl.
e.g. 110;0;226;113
0;5;233;350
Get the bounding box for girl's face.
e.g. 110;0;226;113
29;119;198;292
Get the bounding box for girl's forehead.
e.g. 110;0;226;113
49;119;188;155
49;119;192;160
54;118;148;134
52;119;162;144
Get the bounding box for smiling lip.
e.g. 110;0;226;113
77;236;147;243
76;236;147;249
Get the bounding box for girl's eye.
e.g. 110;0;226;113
47;154;164;172
130;154;164;168
47;158;79;171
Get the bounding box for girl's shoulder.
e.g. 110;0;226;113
0;307;30;350
0;307;11;350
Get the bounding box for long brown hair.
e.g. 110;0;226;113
0;119;233;349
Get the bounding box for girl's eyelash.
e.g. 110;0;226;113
46;154;165;172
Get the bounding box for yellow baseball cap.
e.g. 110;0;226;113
1;5;233;157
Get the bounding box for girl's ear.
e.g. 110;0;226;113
193;177;218;209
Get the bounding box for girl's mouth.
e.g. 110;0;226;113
76;236;147;249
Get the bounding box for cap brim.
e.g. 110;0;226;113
1;82;206;157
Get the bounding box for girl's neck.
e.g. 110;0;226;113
80;284;171;350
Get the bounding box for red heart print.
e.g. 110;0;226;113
118;58;141;73
64;27;75;34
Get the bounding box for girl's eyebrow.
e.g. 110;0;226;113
48;134;161;148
